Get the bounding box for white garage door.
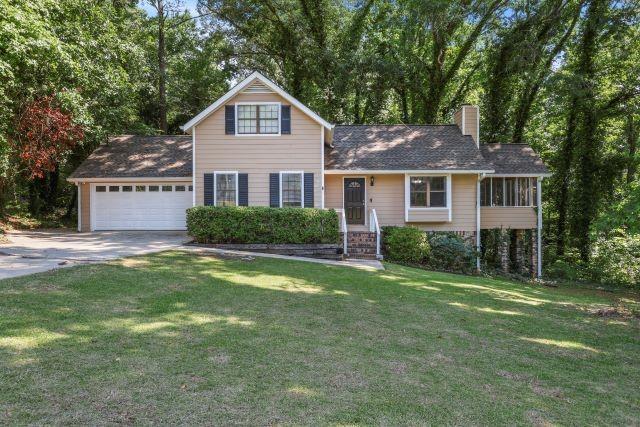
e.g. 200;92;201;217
92;183;192;230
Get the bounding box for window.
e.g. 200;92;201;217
188;185;193;192
149;185;159;192
481;177;537;207
162;185;172;192
122;186;133;192
136;185;146;192
215;173;237;206
175;185;185;192
409;176;447;208
281;172;303;207
504;178;516;206
96;186;106;192
109;186;119;192
237;104;279;134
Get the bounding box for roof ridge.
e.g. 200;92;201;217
335;124;458;127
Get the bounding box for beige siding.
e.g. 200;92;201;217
407;209;449;223
80;183;91;232
325;174;477;231
481;207;536;229
194;90;323;207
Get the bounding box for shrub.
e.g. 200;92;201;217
426;232;477;273
186;206;340;244
382;226;430;264
588;232;640;288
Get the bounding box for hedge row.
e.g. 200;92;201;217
186;206;340;244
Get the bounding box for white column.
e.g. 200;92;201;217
77;183;81;232
476;175;481;272
192;126;196;206
537;177;543;278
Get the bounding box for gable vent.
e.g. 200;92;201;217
241;80;274;94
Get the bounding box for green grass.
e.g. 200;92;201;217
1;252;638;425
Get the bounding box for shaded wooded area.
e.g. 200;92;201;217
1;0;639;284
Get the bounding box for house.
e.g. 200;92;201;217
68;71;550;275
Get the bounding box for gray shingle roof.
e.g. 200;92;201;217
69;135;192;179
480;144;549;175
325;125;494;171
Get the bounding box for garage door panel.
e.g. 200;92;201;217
92;183;192;230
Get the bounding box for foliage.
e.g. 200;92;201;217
426;232;477;274
12;95;84;179
186;206;340;244
381;226;430;265
588;232;640;288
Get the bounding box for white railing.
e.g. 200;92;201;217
337;208;348;255
369;208;381;257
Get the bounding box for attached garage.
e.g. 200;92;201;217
68;135;193;232
91;182;192;230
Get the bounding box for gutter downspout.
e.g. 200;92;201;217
476;173;484;273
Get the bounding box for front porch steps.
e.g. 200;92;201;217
345;231;380;260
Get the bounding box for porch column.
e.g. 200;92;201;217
536;177;543;278
476;175;481;272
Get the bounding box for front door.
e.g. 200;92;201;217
344;178;365;225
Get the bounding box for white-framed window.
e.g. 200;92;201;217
480;177;537;207
236;103;280;135
214;171;238;206
280;171;304;207
409;176;447;208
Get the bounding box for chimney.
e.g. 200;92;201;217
454;105;479;147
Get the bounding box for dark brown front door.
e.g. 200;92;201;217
344;178;365;225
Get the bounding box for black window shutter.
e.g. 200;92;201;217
304;173;314;208
269;173;280;207
225;105;235;134
238;173;248;206
204;173;214;206
281;105;291;134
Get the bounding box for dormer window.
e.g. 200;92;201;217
237;103;280;135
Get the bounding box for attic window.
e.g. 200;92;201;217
237;104;279;134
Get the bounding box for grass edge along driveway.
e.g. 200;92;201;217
1;251;638;425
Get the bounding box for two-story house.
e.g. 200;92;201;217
68;71;550;275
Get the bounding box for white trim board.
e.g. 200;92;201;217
181;71;334;132
68;177;192;183
325;169;494;175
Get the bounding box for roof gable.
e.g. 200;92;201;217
181;71;333;132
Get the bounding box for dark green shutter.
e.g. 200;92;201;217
204;173;214;206
281;105;291;134
304;173;314;207
269;173;280;207
225;105;235;134
238;173;248;206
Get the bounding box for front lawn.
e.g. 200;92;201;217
1;252;638;424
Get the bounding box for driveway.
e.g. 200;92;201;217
0;230;190;279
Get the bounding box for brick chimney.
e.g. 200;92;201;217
454;105;479;147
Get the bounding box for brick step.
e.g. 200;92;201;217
347;239;376;244
346;254;379;260
348;247;377;255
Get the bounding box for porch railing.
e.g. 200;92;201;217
369;208;381;257
337;208;348;255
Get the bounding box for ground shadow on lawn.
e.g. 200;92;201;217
0;251;638;425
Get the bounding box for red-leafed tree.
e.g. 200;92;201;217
13;95;84;180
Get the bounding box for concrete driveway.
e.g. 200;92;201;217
0;230;190;280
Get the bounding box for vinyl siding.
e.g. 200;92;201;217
194;91;323;207
80;183;91;232
325;174;477;231
481;207;536;229
407;209;449;223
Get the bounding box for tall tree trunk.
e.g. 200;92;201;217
157;0;168;133
627;114;638;184
555;98;577;257
571;0;606;262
